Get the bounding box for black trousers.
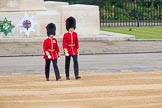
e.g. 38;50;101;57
45;59;60;79
65;55;79;78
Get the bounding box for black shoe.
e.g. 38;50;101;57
66;77;70;80
75;76;81;80
56;76;61;81
46;78;49;81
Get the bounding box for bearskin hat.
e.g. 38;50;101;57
66;16;76;31
46;23;56;36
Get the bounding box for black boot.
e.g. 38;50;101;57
75;76;81;80
46;78;49;81
66;77;70;80
56;76;61;81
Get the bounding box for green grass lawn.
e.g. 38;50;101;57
101;27;162;39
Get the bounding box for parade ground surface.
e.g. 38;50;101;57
0;71;162;108
0;40;162;108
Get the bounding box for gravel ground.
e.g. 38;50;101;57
0;40;162;56
1;71;162;108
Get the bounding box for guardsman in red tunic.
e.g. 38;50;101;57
43;23;61;81
62;16;81;80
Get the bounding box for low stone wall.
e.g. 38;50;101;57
0;1;100;39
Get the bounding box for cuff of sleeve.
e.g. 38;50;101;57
45;51;50;56
58;52;61;57
64;48;68;53
77;49;79;54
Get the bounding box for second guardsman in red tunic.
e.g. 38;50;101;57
62;16;81;80
43;23;61;81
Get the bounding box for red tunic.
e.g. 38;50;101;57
43;38;60;60
62;32;79;55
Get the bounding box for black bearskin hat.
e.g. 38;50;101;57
46;23;56;36
66;16;76;31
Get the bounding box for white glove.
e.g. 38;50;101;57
48;55;52;59
65;52;69;56
58;57;61;60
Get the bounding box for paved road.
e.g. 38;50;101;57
0;53;162;74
